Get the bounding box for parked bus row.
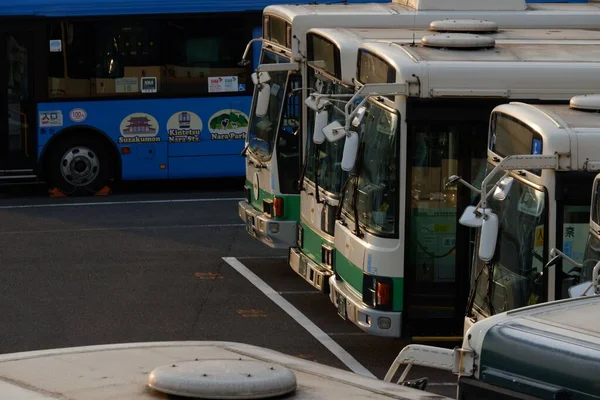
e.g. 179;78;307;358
239;0;600;341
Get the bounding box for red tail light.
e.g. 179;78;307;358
273;197;284;217
377;282;391;306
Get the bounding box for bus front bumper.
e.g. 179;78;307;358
329;275;401;338
238;201;297;249
288;247;332;293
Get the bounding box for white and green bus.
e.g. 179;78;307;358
448;95;600;333
238;0;600;249
316;34;600;338
290;25;600;294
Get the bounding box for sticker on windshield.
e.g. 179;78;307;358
270;83;280;96
517;187;545;217
208;76;239;93
49;40;62;52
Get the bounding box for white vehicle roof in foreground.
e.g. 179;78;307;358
464;295;600;393
358;39;600;101
492;95;600;171
0;341;451;399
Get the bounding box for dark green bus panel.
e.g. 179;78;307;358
458;296;600;400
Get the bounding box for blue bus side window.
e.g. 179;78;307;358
47;16;255;98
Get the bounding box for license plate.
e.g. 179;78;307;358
299;257;307;278
336;292;347;320
246;215;254;235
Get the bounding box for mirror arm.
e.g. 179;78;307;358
460;179;481;194
312;93;355;111
550;248;584;269
476;170;510;211
239;38;263;66
344;95;370;133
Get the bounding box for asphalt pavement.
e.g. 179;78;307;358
0;180;457;397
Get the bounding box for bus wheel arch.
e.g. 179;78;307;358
40;127;121;195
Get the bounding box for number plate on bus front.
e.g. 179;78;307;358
299;257;307;278
246;216;254;235
337;293;347;320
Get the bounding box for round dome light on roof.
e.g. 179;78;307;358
569;94;600;111
421;33;495;49
148;359;297;399
429;19;499;33
570;94;600;111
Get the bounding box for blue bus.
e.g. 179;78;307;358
0;0;381;195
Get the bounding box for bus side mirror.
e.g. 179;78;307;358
313;110;328;144
479;213;499;262
568;281;594;297
322;121;346;143
255;83;271;117
459;206;493;228
493;177;514;201
341;131;359;172
251;71;271;85
544;254;562;270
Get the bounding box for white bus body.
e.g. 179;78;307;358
460;96;600;333
239;0;600;250
322;35;600;338
290;25;600;295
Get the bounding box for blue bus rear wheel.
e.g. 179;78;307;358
47;136;113;196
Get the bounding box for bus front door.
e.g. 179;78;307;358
0;25;38;178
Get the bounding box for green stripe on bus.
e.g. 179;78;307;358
299;220;333;263
335;250;404;311
245;180;300;221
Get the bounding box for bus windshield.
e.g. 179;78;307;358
341;101;399;236
471;167;547;317
247;51;290;161
304;70;353;195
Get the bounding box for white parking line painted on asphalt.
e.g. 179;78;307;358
223;256;375;378
0;223;244;235
0;197;242;210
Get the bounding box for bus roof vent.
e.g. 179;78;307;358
429;19;498;33
398;0;526;11
421;33;495;49
570;94;600;112
148;359;297;399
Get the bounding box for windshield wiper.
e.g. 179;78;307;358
465;263;486;319
336;142;365;238
314;146;322;204
486;262;496;316
297;141;313;192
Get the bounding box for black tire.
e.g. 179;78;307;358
46;135;113;196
